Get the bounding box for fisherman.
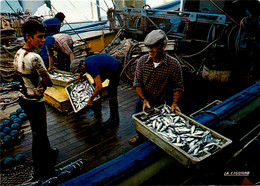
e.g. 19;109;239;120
40;33;74;72
43;12;65;37
70;53;121;126
13;19;59;181
128;29;184;145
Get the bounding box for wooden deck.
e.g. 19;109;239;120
1;79;139;184
1;76;259;185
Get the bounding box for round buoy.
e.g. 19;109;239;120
11;123;20;130
3;135;12;143
10;130;19;137
14;153;26;164
16;107;24;114
1;132;6;139
10;112;18;117
19;113;28;121
3;119;11;127
13;118;22;124
10;115;18;122
3;157;16;168
2;127;11;134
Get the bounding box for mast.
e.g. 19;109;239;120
96;0;101;21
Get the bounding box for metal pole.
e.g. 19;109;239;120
96;0;101;21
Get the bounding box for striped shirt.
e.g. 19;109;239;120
134;53;184;105
53;33;73;56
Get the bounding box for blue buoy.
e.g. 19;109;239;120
2;127;11;134
13;118;22;124
10;130;19;137
11;123;20;130
3;119;11;127
0;132;6;138
16;107;24;114
10;115;18;122
19;113;27;121
3;157;16;168
3;135;12;142
14;154;26;163
10;112;18;117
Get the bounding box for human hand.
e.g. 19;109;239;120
142;99;151;111
33;87;45;97
87;99;94;106
171;102;181;113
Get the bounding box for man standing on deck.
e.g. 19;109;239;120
40;33;74;72
13;20;58;181
43;12;65;37
129;29;184;145
70;53;121;126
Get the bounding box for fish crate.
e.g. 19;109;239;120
49;70;78;87
44;85;72;112
132;105;232;168
66;78;100;113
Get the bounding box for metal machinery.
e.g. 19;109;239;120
109;0;260;85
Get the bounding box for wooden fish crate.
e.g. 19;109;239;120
132;106;232;168
49;70;78;87
44;85;72;112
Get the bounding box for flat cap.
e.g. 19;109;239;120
144;29;167;47
70;59;82;74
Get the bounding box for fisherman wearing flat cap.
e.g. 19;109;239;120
70;53;121;126
40;33;74;72
129;29;184;145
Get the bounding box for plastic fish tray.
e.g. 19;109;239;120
66;78;100;113
132;107;232;168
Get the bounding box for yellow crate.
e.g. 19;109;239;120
44;85;72;112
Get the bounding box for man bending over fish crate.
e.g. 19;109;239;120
128;29;184;145
13;20;59;181
40;33;74;72
70;53;121;126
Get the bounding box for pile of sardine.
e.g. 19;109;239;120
143;104;224;158
49;71;77;82
69;81;94;111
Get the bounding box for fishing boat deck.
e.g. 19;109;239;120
0;79;139;184
1;75;259;185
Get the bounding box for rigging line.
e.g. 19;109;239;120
143;15;159;30
181;27;226;58
50;5;85;43
111;0;116;9
92;2;107;12
209;0;239;26
4;0;17;14
103;0;109;9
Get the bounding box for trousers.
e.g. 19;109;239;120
19;97;55;177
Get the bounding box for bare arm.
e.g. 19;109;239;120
48;55;54;72
171;91;182;112
70;53;74;62
87;75;102;106
34;71;53;97
135;87;151;111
